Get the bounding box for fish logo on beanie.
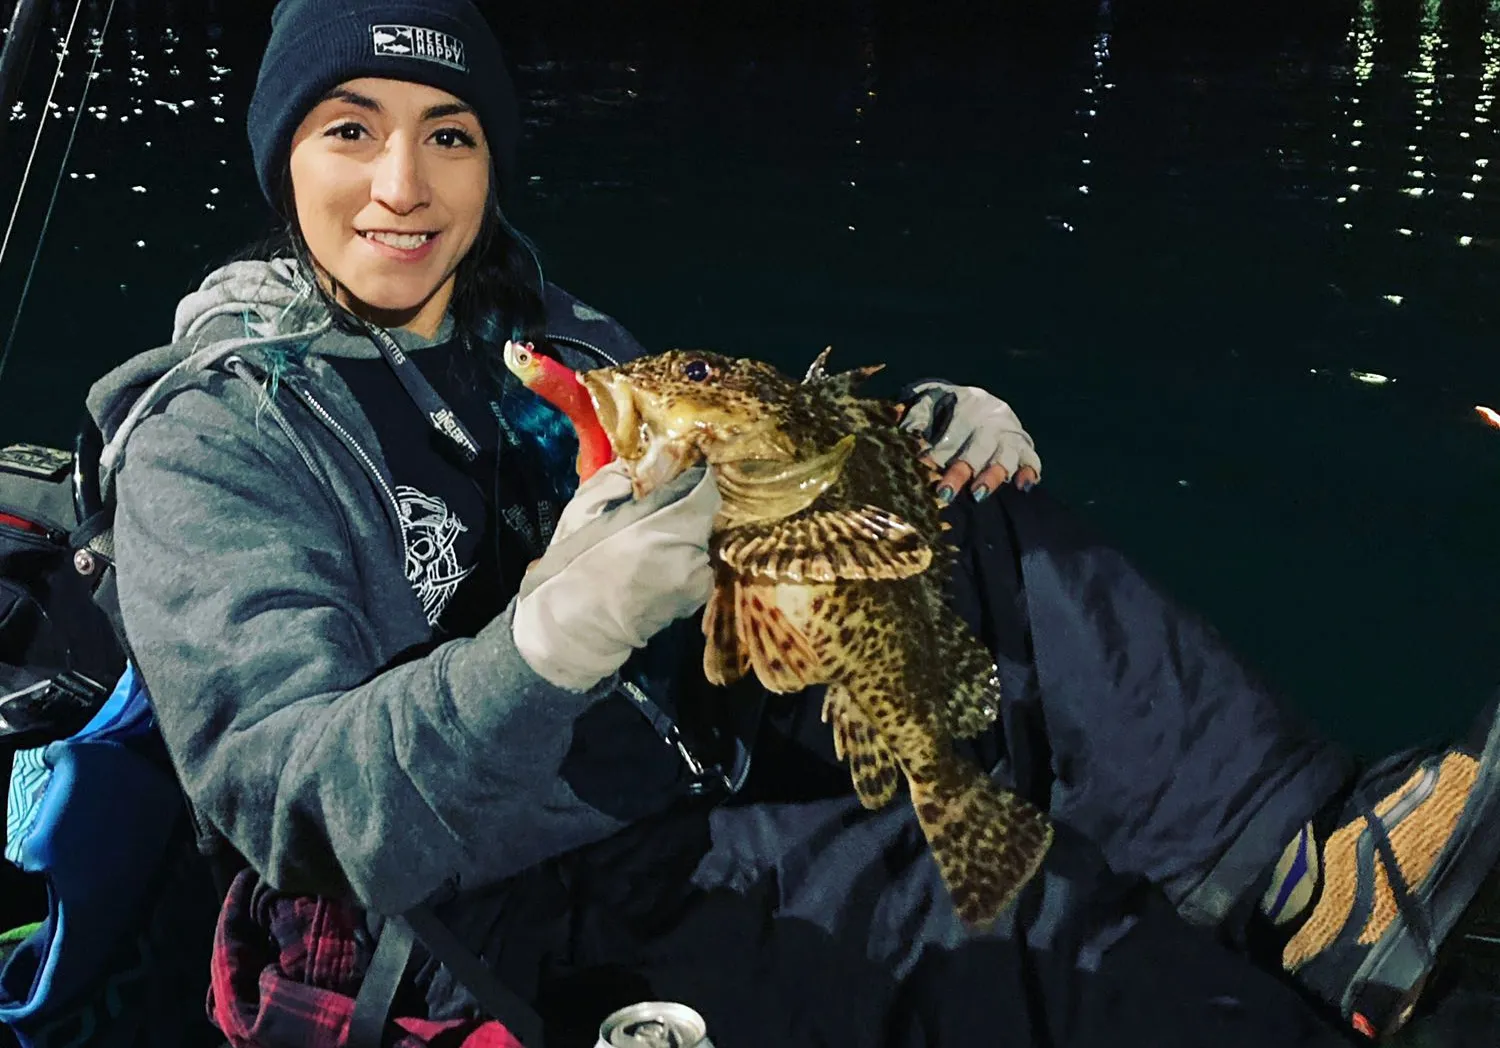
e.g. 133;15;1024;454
371;24;468;72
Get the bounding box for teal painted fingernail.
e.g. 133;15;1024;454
937;485;955;504
972;485;990;502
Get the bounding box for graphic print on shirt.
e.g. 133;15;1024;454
396;484;475;625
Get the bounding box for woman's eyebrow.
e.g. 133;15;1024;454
315;89;475;123
423;101;475;121
320;87;381;111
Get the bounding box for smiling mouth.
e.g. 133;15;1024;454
358;230;439;250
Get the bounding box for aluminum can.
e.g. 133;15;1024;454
596;1001;715;1048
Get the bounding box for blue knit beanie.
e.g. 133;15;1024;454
247;0;520;211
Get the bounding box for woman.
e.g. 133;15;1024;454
84;1;1500;1046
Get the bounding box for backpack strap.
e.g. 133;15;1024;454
350;915;416;1048
402;905;547;1048
349;905;548;1048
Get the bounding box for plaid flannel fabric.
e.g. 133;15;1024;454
208;868;523;1048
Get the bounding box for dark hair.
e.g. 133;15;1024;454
226;168;581;502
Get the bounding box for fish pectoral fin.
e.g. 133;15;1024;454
822;687;901;810
715;434;857;525
911;768;1054;931
718;504;933;583
735;584;821;693
702;580;749;686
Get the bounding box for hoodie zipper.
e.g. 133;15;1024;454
545;333;620;368
224;356;404;552
292;385;404;544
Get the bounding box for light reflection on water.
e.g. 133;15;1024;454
0;0;1496;755
1316;0;1499;312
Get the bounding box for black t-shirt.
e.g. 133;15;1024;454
330;340;514;639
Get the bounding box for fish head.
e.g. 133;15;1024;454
580;350;803;497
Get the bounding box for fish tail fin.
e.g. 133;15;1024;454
910;765;1053;929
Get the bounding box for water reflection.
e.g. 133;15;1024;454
843;0;878;236
1060;0;1114;231
1309;0;1500;350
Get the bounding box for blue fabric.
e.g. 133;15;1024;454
4;748;48;867
0;664;185;1037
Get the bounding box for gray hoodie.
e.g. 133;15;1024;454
85;258;657;916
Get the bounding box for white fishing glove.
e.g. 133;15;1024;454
512;459;720;692
899;380;1042;503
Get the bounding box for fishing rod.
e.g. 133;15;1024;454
0;0;115;390
0;0;49;158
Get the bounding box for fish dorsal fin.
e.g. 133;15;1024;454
802;347;886;397
715;433;857;526
716;503;932;582
820;363;886;398
802;346;834;384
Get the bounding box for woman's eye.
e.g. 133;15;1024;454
326;122;367;142
433;127;477;149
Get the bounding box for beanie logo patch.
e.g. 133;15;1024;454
370;24;468;72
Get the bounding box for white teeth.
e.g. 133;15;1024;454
364;231;433;250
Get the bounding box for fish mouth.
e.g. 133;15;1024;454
580;370;799;500
580;371;699;498
580;371;635;451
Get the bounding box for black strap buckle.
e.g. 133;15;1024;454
0;670;109;749
616;680;736;797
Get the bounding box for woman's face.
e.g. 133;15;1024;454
287;77;491;337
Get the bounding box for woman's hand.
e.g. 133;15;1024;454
513;460;719;692
899;380;1042;503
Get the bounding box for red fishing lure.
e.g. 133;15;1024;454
502;341;617;481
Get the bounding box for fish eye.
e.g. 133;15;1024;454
683;359;713;382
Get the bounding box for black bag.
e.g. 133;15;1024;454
0;435;123;937
0;437;121;699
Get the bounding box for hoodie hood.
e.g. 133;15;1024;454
85;258;461;494
87;259;328;465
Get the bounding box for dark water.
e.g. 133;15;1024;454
1;0;1498;759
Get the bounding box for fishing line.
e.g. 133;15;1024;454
0;0;116;389
0;0;84;281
